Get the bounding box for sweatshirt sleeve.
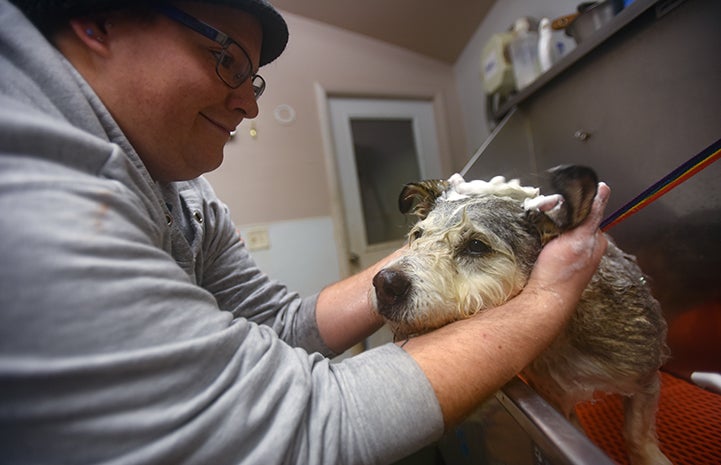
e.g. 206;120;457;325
0;147;444;464
192;178;331;356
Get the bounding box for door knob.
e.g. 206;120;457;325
349;253;360;266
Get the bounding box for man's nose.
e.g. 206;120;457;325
227;83;259;119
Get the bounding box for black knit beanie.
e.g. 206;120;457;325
10;0;288;65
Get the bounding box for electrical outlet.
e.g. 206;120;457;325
245;227;270;251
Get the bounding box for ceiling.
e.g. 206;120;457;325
271;0;498;64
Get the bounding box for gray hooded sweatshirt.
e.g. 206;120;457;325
0;1;443;463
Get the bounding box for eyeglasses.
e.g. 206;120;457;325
152;3;266;99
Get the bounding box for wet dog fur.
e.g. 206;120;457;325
372;166;671;465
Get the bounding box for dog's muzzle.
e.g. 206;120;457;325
372;268;410;320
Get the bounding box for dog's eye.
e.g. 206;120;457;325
465;239;491;256
410;229;423;242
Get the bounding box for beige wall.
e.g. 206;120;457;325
205;11;468;227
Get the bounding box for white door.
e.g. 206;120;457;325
328;97;443;351
328;97;443;274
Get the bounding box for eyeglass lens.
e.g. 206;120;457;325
217;42;265;98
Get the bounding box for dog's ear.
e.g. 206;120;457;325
398;179;450;220
548;165;598;229
526;165;598;244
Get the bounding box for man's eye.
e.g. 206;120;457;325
219;54;235;69
211;50;235;69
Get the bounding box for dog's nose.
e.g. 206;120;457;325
373;268;411;311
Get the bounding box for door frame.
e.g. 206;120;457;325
315;83;453;278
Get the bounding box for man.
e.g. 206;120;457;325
0;0;609;463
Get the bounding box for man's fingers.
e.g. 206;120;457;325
583;182;610;231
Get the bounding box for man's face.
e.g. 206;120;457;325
88;2;263;182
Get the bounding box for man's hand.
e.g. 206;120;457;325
525;182;610;303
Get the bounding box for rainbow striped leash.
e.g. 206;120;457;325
601;137;721;231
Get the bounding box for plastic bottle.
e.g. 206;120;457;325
538;17;556;73
509;18;540;91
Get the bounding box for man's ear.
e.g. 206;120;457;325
68;17;113;56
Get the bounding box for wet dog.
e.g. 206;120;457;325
372;166;670;465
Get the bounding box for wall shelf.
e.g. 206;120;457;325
493;0;667;120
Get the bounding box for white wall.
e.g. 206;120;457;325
237;217;341;297
453;0;579;154
208;11;466;226
205;11;467;293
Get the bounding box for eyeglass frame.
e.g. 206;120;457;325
151;2;266;99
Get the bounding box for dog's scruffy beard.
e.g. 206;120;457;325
372;198;538;340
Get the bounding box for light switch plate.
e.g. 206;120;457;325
245;227;270;251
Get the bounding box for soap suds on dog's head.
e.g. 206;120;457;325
523;193;564;213
443;174;565;214
443;173;540;203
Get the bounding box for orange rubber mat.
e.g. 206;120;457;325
575;371;721;465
